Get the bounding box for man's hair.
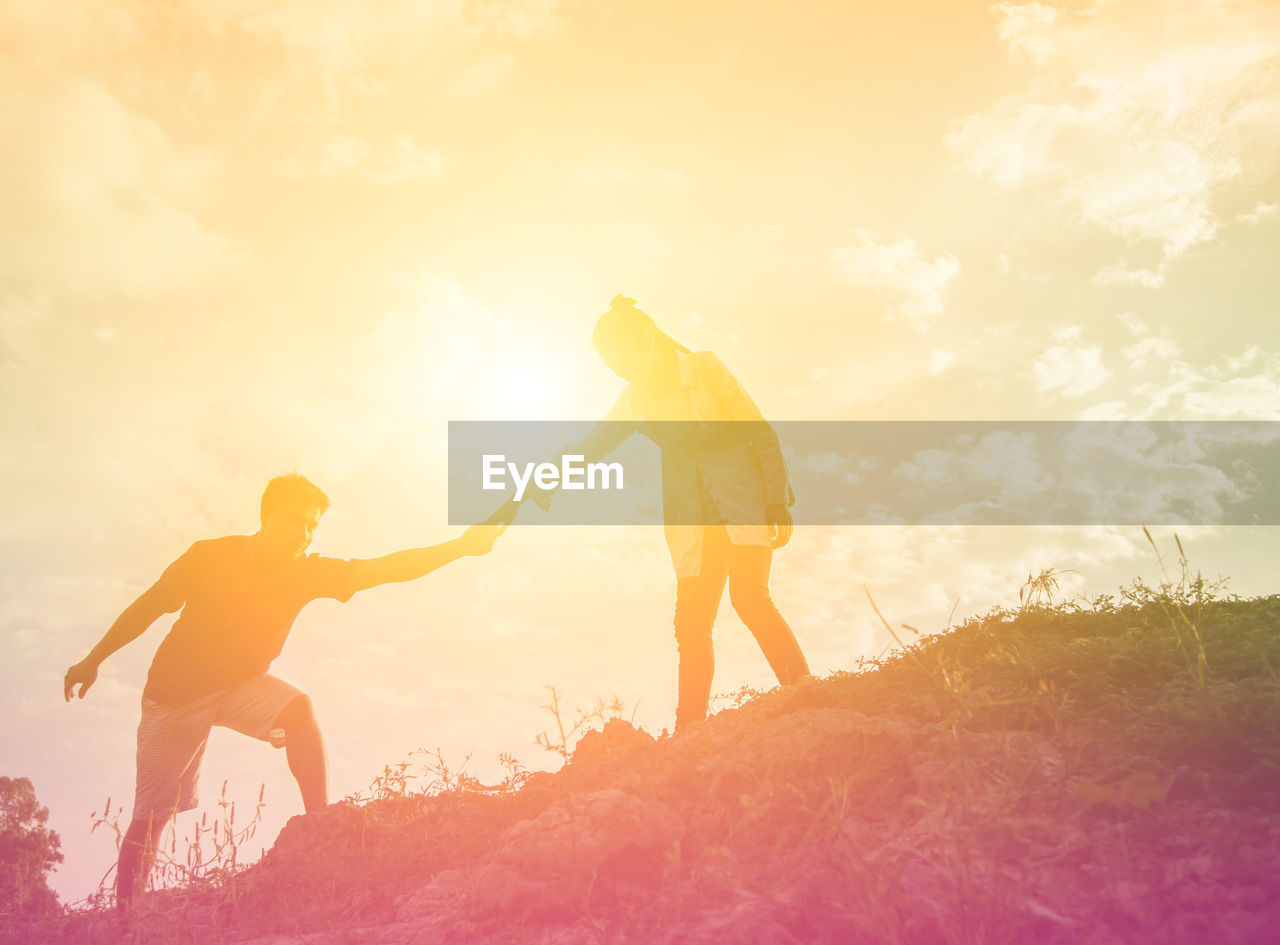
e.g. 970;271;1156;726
260;473;330;525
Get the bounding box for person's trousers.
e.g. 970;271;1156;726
672;526;809;728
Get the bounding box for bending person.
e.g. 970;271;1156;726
495;295;810;732
64;473;502;913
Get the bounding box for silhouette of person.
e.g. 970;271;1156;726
63;474;503;913
492;295;810;732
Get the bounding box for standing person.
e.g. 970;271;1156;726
494;295;810;732
63;473;501;912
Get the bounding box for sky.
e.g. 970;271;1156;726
2;0;1279;904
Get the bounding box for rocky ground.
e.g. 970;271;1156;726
11;586;1280;944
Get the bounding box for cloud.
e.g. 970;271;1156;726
1102;344;1280;419
992;1;1061;64
947;103;1073;188
1122;336;1181;371
1237;201;1278;224
1225;346;1264;372
1092;263;1168;288
468;0;563;39
352;270;513;422
282;133;444;182
785;451;869;487
890;431;1053;524
1054;422;1253;523
864;423;1267;527
0;1;145;69
1067;139;1225;256
783;523;1165;672
451;55;516;99
830;230;961;330
185;0;565;62
1182;372;1280;418
613;223;663;260
1031;326;1110;397
0;76;239;299
182;0;467;76
571;163;691;192
927;348;955;376
948;0;1280;279
0;292;56;370
0;1;556;115
1116;311;1149;336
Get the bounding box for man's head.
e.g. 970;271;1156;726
258;474;330;561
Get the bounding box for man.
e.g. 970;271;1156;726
63;473;501;912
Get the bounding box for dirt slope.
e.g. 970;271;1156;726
15;590;1280;944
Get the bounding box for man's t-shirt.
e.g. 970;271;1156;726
142;535;358;705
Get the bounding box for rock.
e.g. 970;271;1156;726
570;720;657;770
1167;766;1206;802
1238;759;1280;807
400;789;683;924
231;921;444;945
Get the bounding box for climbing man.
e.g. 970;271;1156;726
63;473;502;912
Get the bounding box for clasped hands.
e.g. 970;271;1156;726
456;496;523;557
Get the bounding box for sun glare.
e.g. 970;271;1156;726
480;339;578;419
491;363;559;418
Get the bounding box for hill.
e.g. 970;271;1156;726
12;579;1280;944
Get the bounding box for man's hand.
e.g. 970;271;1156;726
64;658;100;702
459;522;503;557
766;504;793;549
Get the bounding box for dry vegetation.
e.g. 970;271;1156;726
8;559;1280;944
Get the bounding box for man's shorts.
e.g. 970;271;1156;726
133;674;304;823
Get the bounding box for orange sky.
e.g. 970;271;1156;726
3;0;1279;902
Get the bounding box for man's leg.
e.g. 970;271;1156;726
127;695;215;915
275;694;328;811
214;676;326;812
116;814;171;914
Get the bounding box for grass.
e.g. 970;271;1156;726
7;551;1280;944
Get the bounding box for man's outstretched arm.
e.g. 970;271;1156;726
348;523;500;594
64;583;183;701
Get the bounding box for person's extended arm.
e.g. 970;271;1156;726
64;580;184;701
487;394;637;528
348;524;499;593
